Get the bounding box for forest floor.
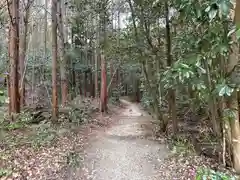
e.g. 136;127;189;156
0;97;238;179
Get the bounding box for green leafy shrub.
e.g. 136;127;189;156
171;136;195;155
196;168;237;180
0;168;12;178
29;123;57;148
0;89;7;105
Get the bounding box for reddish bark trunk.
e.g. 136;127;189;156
9;0;20;114
110;61;113;94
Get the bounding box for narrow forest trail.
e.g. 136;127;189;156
79;99;169;180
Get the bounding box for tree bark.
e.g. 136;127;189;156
8;0;20;114
51;0;58;122
100;54;108;112
227;0;240;173
58;0;68;106
19;0;31;108
165;2;177;134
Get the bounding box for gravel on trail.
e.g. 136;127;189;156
79;100;169;180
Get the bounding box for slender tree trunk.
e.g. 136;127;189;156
7;21;11;115
89;69;94;97
84;72;87;97
100;54;107;112
205;61;221;136
109;61;114;96
9;0;20;114
99;0;108;111
94;45;98;98
41;0;49;81
58;0;68;106
19;0;31;108
51;0;58;122
116;10;121;101
94;14;99;98
165;2;177;134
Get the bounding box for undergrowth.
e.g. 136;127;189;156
196;168;238;180
0;168;12;178
170;136;195;155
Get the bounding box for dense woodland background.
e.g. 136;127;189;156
1;0;240;179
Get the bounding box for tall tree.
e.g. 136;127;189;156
43;0;48;81
165;2;177;134
8;0;20;114
100;0;108;112
58;0;68;106
51;0;58;121
19;0;32;108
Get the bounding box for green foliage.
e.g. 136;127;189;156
216;83;234;97
0;111;37;131
29;123;57;148
66;151;82;168
140;90;153;109
0;168;12;178
196;168;237;180
68;105;90;125
109;85;122;104
170;137;195;155
0;89;7;105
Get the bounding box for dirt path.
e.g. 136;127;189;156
79;100;169;180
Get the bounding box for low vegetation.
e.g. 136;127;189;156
1;0;240;179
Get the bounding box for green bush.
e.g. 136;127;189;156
196;168;237;180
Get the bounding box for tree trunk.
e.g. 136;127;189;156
94;44;98;98
58;0;68;106
227;0;240;173
89;69;94;97
227;91;240;173
165;2;177;134
84;72;87;97
51;0;58;122
43;0;48;82
9;0;20;114
92;2;98;99
100;54;107;112
19;0;31;108
109;61;114;96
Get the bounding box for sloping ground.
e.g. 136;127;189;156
1;98;238;179
0;98;120;180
